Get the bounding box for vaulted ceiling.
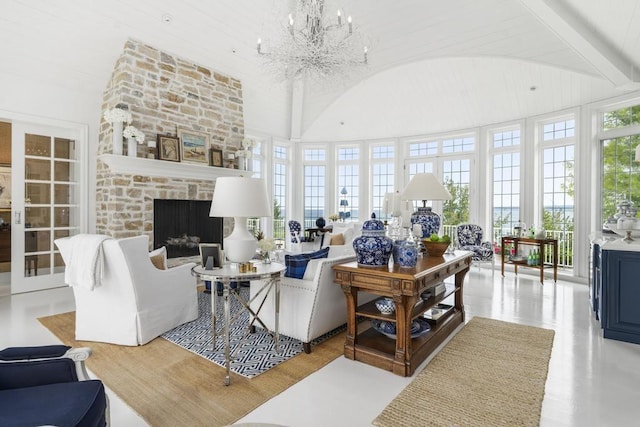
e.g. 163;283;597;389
3;0;640;142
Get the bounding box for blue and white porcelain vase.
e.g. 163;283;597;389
396;237;418;268
411;207;441;238
353;213;393;267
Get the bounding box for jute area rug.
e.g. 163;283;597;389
373;317;555;427
38;311;344;427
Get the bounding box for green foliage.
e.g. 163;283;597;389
273;199;282;220
601;135;640;221
442;177;469;225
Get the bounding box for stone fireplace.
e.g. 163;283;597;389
95;39;245;248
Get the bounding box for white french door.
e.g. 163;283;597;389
11;122;85;293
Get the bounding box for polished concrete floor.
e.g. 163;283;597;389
1;268;640;426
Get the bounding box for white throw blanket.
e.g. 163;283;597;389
64;234;112;291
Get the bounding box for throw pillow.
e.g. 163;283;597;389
284;247;330;279
329;233;345;245
149;246;167;270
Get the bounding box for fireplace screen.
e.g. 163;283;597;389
153;199;223;259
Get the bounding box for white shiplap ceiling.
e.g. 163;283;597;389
1;0;640;141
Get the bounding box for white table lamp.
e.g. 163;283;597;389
210;177;271;263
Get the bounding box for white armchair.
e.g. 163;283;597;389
55;235;198;346
250;254;376;353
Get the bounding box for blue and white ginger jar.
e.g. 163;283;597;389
411;207;441;238
353;213;393;267
396;238;418;268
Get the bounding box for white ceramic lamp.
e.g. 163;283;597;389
210;177;271;263
401;173;452;238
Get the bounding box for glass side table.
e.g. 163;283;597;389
191;262;286;385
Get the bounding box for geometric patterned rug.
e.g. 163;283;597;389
162;288;344;378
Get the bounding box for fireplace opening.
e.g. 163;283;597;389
153;199;223;259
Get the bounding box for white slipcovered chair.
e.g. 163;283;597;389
55;234;198;346
250;254;376;353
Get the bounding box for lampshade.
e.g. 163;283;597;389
340;199;349;207
210;177;271;263
401;173;452;202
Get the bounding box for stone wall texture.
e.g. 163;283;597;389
96;39;242;244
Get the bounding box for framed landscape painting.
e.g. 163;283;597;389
178;129;209;164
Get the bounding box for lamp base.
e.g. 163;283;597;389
224;217;257;263
411;207;441;238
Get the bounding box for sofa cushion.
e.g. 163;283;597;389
329;233;345;245
285;247;330;279
0;380;106;427
149;246;167;270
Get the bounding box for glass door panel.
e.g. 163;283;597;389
11;123;84;293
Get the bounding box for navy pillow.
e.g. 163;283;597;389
284;247;330;279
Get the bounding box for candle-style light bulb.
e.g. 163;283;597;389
337;10;342;25
348;16;352;34
257;38;262;54
288;13;294;35
364;46;368;63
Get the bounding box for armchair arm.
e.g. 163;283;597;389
0;347;94;390
0;345;71;361
481;241;493;250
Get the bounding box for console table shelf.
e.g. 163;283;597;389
333;251;472;377
500;236;558;283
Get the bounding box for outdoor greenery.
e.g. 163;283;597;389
442;177;469;226
601;104;640;221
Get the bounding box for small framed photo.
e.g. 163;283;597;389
157;134;180;162
178;129;209;164
199;243;222;270
209;148;223;167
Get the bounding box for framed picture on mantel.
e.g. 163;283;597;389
209;148;223;167
157;134;180;162
178;129;209;164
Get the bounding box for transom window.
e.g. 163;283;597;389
408;141;438;157
543;119;575;141
442;137;474;153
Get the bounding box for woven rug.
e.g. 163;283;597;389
38;305;344;427
373;317;555;427
162;289;343;378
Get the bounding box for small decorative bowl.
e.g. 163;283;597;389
421;240;450;257
375;297;395;315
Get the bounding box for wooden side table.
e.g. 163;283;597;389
333;251;472;377
500;236;558;283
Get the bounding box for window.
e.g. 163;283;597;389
371;145;395;219
408;141;438;157
535;119;575;267
442;159;471;226
273;145;288;242
303;148;326;227
442;136;474;153
491;129;521;240
600;104;640;222
337;147;359;221
543;119;575;141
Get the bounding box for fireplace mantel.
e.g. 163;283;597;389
99;154;247;180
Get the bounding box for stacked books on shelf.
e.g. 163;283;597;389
420;282;447;300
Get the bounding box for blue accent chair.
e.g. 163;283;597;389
456;223;494;267
288;220;306;243
0;345;108;427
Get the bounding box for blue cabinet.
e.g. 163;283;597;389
601;249;640;345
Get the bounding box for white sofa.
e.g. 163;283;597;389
55;235;198;346
250;253;376;353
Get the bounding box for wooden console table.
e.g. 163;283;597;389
500;236;558;283
333;251;472;377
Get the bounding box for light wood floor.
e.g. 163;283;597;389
1;267;639;426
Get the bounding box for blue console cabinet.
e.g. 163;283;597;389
600;248;640;345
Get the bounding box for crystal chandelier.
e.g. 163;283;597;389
257;0;368;81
